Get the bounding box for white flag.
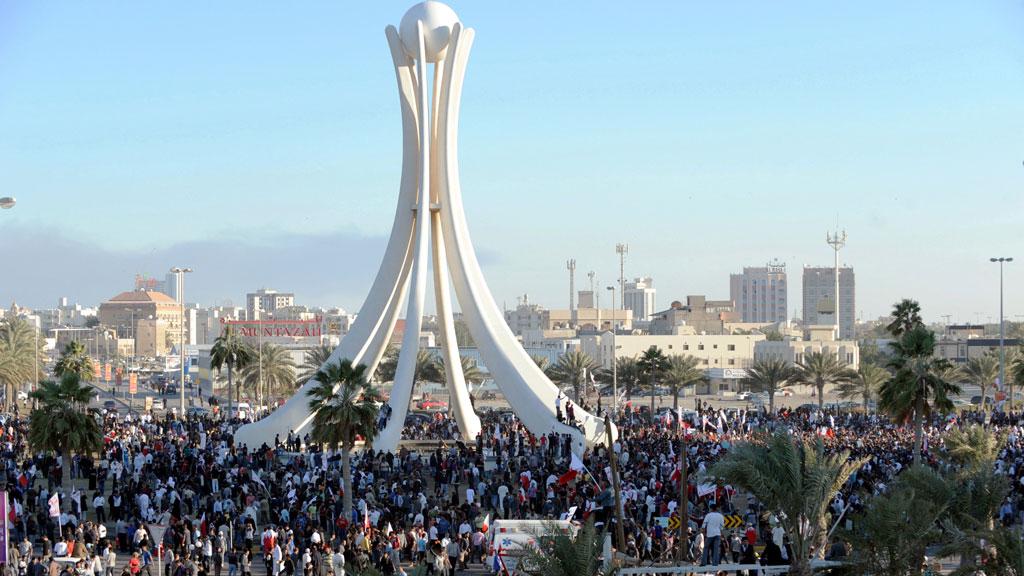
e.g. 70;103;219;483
570;453;585;472
48;493;60;518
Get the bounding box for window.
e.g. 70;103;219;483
668;345;673;349
713;344;718;349
728;359;735;365
683;344;689;351
698;344;705;351
727;344;736;351
846;353;854;364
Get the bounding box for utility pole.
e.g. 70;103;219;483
567;259;577;327
616;243;628;310
604;413;626;553
677;422;689;561
991;257;1014;408
170;267;192;415
826;230;847;339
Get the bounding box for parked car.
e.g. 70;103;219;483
416;399;448;411
103;400;117;411
151;398;165;411
186;406;209;418
970;395;994;407
735;391;752;401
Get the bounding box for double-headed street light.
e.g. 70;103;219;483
991;257;1013;408
170;267;193;415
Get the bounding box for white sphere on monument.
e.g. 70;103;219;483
399;1;460;63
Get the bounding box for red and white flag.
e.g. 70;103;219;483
48;493;60;518
480;514;490;534
557;453;585;485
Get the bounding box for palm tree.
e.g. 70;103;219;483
210;326;255;418
28;373;102;455
521;519;610;576
437;355;484;386
711;431;867;576
1011;346;1024;410
53;341;95;381
547;350;598;403
836;362;889;412
846;465;951;576
887;298;923;337
0;317;43;405
962;354;998;412
743;357;794;415
530;354;550;372
637;345;669;415
794;351;858;410
306;358;379;518
878;325;961;465
662;354;707;412
297;345;333;385
239;343;296;401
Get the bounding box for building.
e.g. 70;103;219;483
503;296;632;334
730;261;788;324
97;290;183;357
623;277;657;321
802;266;855;339
587;332;765;376
504;298;547;335
935;336;1021;365
649;296;739;336
246;289;295;320
753;327;860;370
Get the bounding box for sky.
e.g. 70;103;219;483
0;1;1022;323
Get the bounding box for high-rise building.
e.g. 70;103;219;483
730;260;788;324
802;266;855;339
623;276;657;321
246;288;295;320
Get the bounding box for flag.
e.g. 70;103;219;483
480;514;490;534
363;501;370;531
492;544;502;572
384;522;393;536
250;470;268;493
48;493;60;518
670;464;682;484
558;454;585;485
697;483;716;498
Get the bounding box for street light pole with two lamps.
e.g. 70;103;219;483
990;257;1013;408
170;267;193;415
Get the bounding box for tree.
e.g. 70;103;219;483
844;465;951;576
210;327;255;418
743;357;793;415
835;362;888;412
297;345;333;385
373;347;441;391
547;350;598;404
711;431;867;576
239;343;296;401
53;341;95;382
530;355;550;372
437;355;484;386
1012;346;1024;410
0;317;44;405
962;354;998;412
521;519;611;576
887;298;923;337
596;357;642;401
794;351;857;410
28;373;102;455
662;354;707;412
453;319;476;347
637;346;669;416
878;325;961;465
306;359;379;518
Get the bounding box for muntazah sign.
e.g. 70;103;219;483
221;318;323;339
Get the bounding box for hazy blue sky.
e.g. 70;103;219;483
1;1;1022;323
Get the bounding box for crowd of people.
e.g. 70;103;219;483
1;391;1023;576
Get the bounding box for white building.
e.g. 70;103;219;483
730;261;788;324
585;332;765;371
802;266;856;339
623;277;657;321
246;288;295;320
753;326;860;369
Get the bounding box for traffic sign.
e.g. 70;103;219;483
667;514;681;530
724;514;743;529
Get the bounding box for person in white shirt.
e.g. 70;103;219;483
700;502;725;566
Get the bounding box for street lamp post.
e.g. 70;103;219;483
606;286;618;415
991;257;1013;408
170;267;193;415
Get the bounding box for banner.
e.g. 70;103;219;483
129;373;138;395
104;364;112;382
48;493;60;518
0;491;8;564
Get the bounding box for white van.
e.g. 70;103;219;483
485;520;578;574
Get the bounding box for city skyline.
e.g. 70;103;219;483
1;1;1022;321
